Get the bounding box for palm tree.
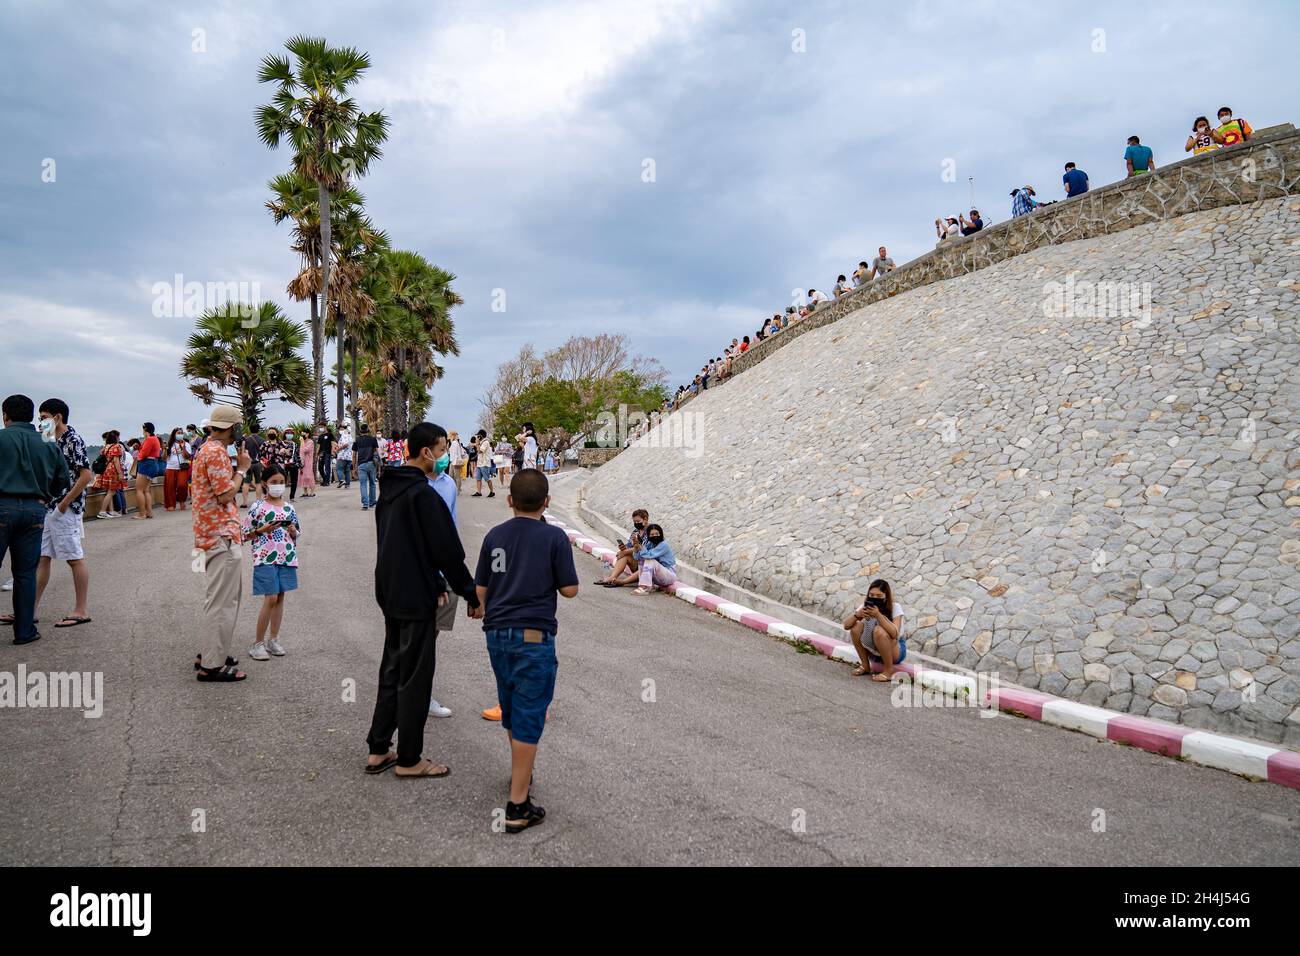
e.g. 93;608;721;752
326;204;388;431
180;302;312;429
256;35;389;425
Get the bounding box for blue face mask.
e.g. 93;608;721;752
434;453;450;474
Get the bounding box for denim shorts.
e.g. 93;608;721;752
485;627;557;745
252;563;298;595
476;465;492;480
867;637;907;665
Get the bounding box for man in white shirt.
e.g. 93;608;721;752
472;431;496;498
447;430;467;491
808;288;831;308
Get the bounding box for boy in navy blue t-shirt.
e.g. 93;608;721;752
475;468;579;833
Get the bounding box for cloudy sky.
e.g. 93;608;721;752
2;0;1295;441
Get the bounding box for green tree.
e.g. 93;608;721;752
495;378;585;438
256;35;389;425
180;302;312;429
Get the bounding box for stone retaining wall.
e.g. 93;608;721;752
577;447;624;467
588;185;1300;745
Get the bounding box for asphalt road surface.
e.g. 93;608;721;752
2;476;1297;866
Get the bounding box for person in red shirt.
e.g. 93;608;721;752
191;405;252;681
132;422;164;519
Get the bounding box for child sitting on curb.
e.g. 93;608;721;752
843;578;906;682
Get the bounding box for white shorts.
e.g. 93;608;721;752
41;508;85;561
524;458;537;470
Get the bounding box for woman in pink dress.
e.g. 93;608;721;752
298;433;316;498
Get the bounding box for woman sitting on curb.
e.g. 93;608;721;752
632;524;677;596
843;578;906;682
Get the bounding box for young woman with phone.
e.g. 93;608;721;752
843;579;906;682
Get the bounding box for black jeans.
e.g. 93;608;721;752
286;465;299;500
366;617;439;767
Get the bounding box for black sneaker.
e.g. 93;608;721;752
488;492;496;498
471;492;482;497
504;797;545;834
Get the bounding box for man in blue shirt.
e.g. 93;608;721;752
1124;136;1155;177
475;468;579;833
1063;162;1089;197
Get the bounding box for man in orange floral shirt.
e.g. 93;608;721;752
191;405;252;682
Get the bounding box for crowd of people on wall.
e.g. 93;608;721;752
656;105;1264;414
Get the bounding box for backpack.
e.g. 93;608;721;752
92;453;108;476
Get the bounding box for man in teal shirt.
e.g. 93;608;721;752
0;394;71;644
1124;136;1156;177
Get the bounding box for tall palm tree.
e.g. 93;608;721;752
256;35;389;425
180;302;312;429
267;172;376;422
326;204;388;430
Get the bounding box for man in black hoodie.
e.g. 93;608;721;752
365;421;481;777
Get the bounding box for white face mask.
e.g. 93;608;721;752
1219;115;1231;124
267;484;286;498
38;417;56;440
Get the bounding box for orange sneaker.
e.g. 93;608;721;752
481;705;502;721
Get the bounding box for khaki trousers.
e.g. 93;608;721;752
200;538;243;668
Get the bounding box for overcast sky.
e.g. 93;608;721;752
2;0;1295;441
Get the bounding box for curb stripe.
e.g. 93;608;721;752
546;512;1300;791
1107;717;1191;757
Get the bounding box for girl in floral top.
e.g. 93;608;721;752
242;464;301;661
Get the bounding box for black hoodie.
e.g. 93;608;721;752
374;465;479;619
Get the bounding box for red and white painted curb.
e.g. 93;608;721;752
547;514;1300;792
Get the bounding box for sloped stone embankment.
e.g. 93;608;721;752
589;183;1300;744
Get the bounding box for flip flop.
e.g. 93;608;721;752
395;761;450;779
54;616;92;628
364;754;398;775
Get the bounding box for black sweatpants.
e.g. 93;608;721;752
366;616;439;767
286;465;299;500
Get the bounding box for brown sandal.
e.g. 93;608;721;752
395;760;450;778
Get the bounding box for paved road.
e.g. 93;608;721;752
2;477;1297;866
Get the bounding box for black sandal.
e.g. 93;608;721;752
196;664;247;682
